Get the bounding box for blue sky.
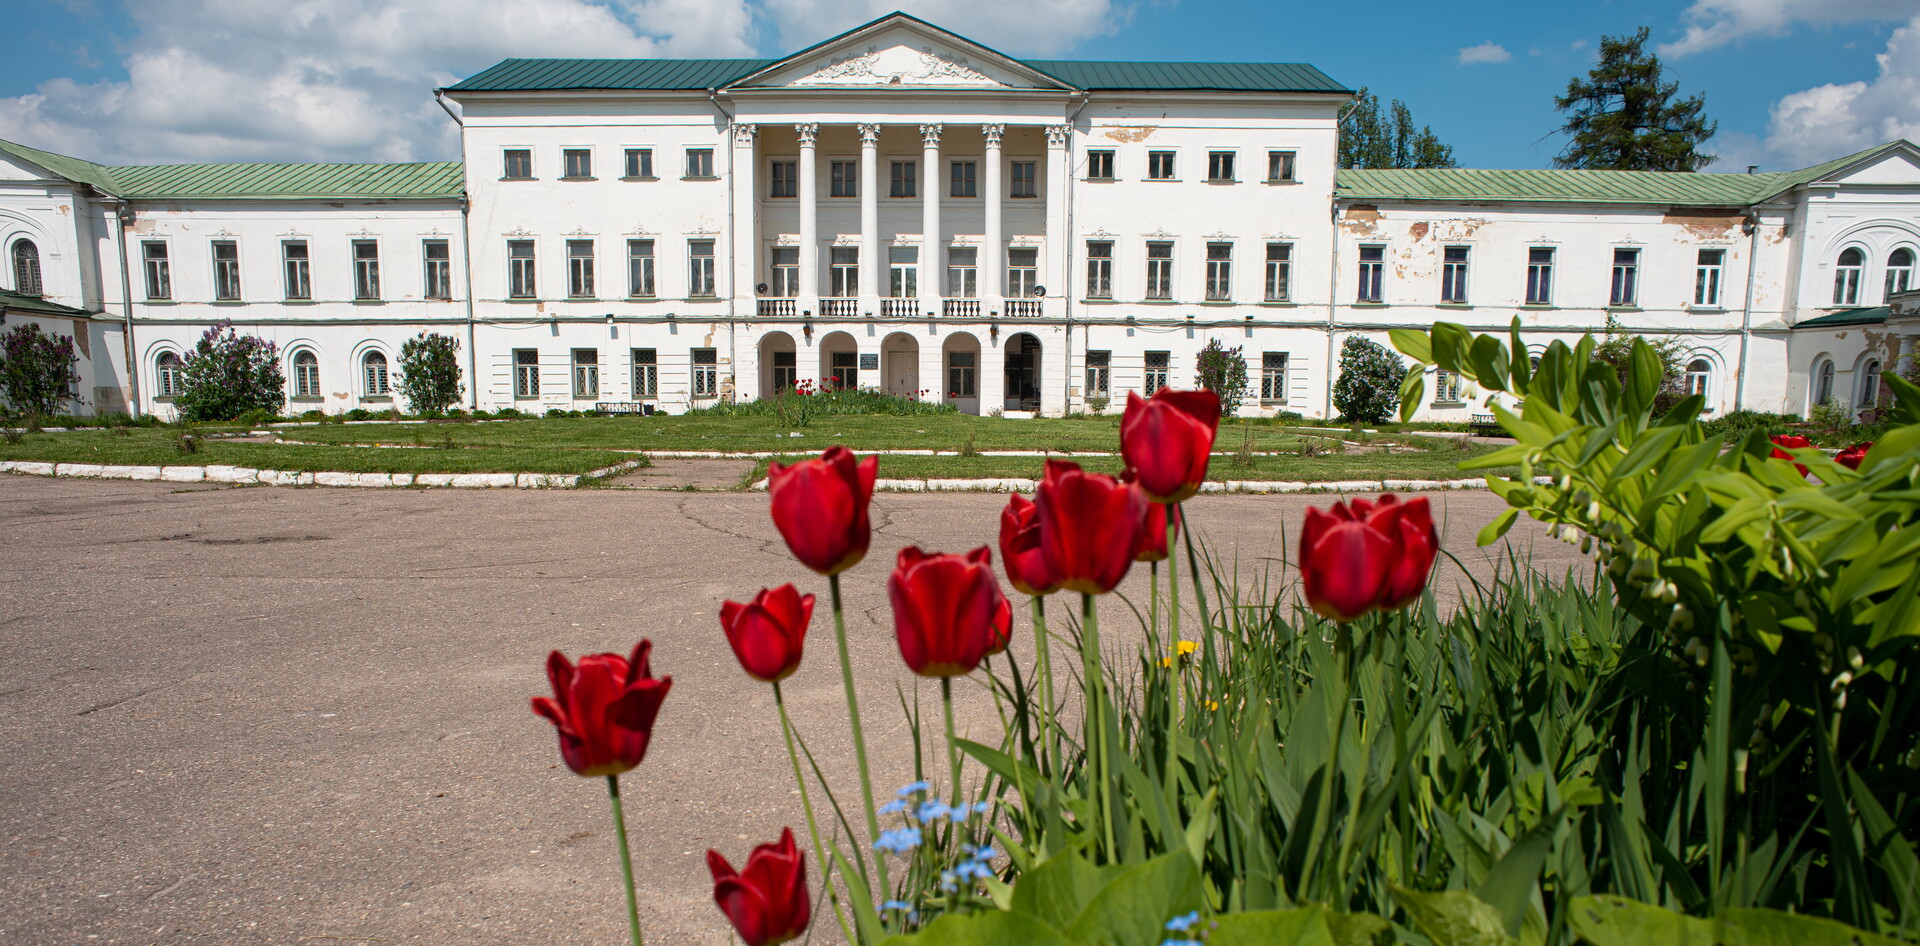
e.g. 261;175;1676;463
3;0;1915;173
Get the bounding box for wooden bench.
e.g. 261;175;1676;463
1468;413;1504;437
594;402;656;416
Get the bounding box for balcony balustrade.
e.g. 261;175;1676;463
942;298;980;317
820;297;859;317
1004;299;1043;317
757;298;796;317
881;298;919;318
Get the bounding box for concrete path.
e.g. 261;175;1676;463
0;476;1585;945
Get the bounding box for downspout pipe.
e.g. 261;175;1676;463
1734;211;1761;413
110;196;140;414
1324;199;1342;420
711;88;739;403
436;91;480;410
1062;91;1089;414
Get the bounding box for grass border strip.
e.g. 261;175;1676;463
0;459;643;490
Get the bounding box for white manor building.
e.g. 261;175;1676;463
1;12;1917;421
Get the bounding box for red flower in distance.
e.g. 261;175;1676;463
1769;434;1815;477
719;585;813;683
1836;441;1873;471
999;493;1061;596
1126;475;1183;563
985;587;1013;657
1037;460;1145;595
889;546;1003;677
768;446;878;575
708;827;811;946
1120;389;1222;504
531;641;672;777
1300;495;1439;621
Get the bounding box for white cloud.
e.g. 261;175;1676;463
1661;0;1920;57
757;0;1122;58
1457;41;1512;65
1730;12;1920;170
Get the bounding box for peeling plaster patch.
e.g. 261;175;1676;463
1341;204;1381;236
1662;210;1743;238
1102;126;1158;142
1408;221;1429;241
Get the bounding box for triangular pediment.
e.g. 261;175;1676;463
1822;146;1920;186
726;13;1073;92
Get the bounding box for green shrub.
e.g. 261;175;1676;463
175;321;285;422
344;408;375;421
0;322;80;416
690;386;958;419
494;407;522;418
1331;335;1402;424
397;331;464;415
1193;338;1250;414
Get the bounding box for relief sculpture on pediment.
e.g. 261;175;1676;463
792;44;1001;87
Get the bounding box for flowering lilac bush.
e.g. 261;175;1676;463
175;321;284;422
0;322;80;417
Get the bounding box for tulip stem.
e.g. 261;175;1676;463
775;681;853;946
605;775;644;946
941;676;963;808
1164;505;1183;804
828;573;886;886
1081;591;1117;860
1032;595;1056;776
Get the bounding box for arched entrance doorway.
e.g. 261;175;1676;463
1004;332;1041;412
942;332;982;415
881;332;919;399
759;331;797;398
819;331;859;391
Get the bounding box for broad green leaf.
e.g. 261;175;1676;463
1720;906;1912;946
1470;334;1511;394
1476;810;1558;937
1009;848;1120;931
1064;851;1204;946
1400;365;1426;424
1626;339;1659;416
1392;887;1515;946
1477;508;1519;547
1208;906;1389;946
1433;322;1475;373
833;848;887;945
1566;896;1713;946
879;909;1074;946
1389;328;1433;364
1882;372;1920;424
1507;318;1532;394
1612;425;1685;482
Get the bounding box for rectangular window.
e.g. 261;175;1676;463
685;148;714;178
572;348;599;397
947;351;976;398
503;148;532;179
283;241;310;301
830;247;859;297
1207;151;1235;182
770;349;797;391
1434;369;1464;404
624;148;653;179
830;351;857;389
688;240;716;297
1264;243;1291;302
1086;241;1113;299
563;148;592;179
1085;350;1110;399
142;241;171;300
947;246;977;298
352;240;381;301
1440;246;1469;304
1695;248;1725;307
890;245;918;298
1147;151;1176;180
1146;242;1173;299
691;348;718;398
423;239;451;300
631;348;657;398
508;240;536;299
770;160;797;198
1007;247;1038;298
567;240;595;298
1610;248;1640;307
1356;245;1384;303
1087;150;1114;180
831;160;858;197
1526;247;1554;305
890;161;917;198
1261;352;1288;403
770;246;799;297
212;241;241;301
627;239;655;297
1010;161;1036;198
1267;150;1297;182
1205;242;1232;301
1144;351;1170;393
514;349;539;398
950;160;976;197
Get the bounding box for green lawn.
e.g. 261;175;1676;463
0;429;642;475
748;445;1510;484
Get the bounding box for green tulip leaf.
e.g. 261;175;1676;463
1207;905;1389;946
1389;328;1434;364
1063;850;1204;946
1475;809;1558;938
1008;848;1122;932
1391;887;1515;946
1477;508;1519;547
877;909;1074;946
1566;896;1713;946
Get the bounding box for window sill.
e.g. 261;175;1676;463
1352;301;1389;307
1259;300;1297;306
1519;303;1556;309
1688;305;1728;313
1431;400;1466;408
283;298;316;305
682;175;720;182
572;395;600;400
1082;297;1116;304
1200;300;1236;306
1205;179;1237;185
290;397;323;403
629;295;658;301
1264;179;1300;185
686;295;720;302
1085;176;1116;183
1607;305;1643;312
1139;298;1177;304
1146;177;1180;183
359;396;393;403
1009;195;1038;200
620;176;659;182
352;299;386;305
500;177;537;182
142;299;177;305
1436;302;1473;309
1259;400;1289;406
560;176;598;182
568;296;598;302
210;299;245;305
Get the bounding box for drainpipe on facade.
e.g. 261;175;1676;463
436;91;481;410
1062;92;1089;415
1324;200;1342;420
711;89;740;403
110;197;141;414
1734;211;1762;413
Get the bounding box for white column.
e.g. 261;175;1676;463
795;123;819;309
921;123;943;313
858;123;881;311
729;123;757;316
982;123;1004;313
1044;124;1071;314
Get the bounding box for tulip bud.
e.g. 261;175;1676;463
1832;671;1853;692
1848;646;1864;670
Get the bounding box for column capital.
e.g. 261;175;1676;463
731;123;758;146
919;123;944;147
1045;124;1070;148
795;122;819;147
981;123;1005;147
857;122;882;145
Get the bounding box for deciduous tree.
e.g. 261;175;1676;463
1339;88;1457;169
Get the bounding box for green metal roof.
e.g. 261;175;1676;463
1334;142;1912;207
0;138;119;192
0;287;93;317
1796;306;1888;329
446;56;1347;93
0;137;463;200
1026;60;1345;92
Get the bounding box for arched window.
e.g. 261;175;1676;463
1888;249;1915;298
1859;358;1883;409
1813;358;1836;408
292;350;320;399
362;350;390;397
1833;248;1864;306
11;239;41;296
1685;358;1712;398
155;351;183;397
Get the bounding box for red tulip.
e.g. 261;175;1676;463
1036;459;1145;595
531;641;672;777
1300;495;1439;621
1126;476;1183;563
708;827;810;946
985;589;1013;657
889;546;1002;677
1121;389;1222;504
999;493;1061;595
719;585;813;683
768;446;878;575
1837;441;1873;471
1769;434;1814;477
